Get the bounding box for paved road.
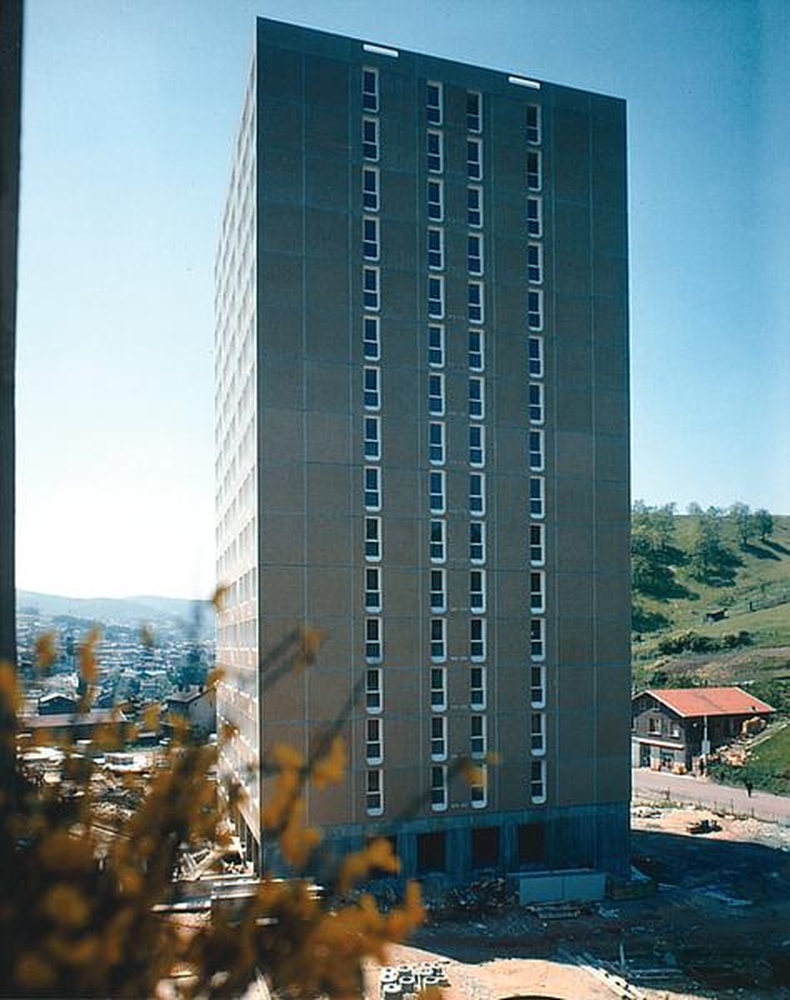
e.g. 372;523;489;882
632;767;790;824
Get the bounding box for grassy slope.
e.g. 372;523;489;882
632;514;790;692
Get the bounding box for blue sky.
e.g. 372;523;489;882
16;0;789;598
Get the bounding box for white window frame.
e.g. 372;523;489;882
427;179;444;221
470;762;487;808
431;667;447;711
427;129;443;173
427;227;444;270
526;103;542;145
365;565;382;612
430;715;447;761
364;466;381;511
468;233;483;275
428;372;445;416
468;281;484;324
428;324;445;367
467;90;482;132
363;266;380;311
469;424;484;467
362;116;379;161
528;335;544;378
428;275;445;319
429;421;445;465
530;571;546;614
363;316;380;360
426;80;443;125
430;568;446;612
468;329;484;371
527;195;542;238
430;519;446;563
366;716;383;764
527;150;542;191
530;522;545;566
467;137;483;180
527;288;543;330
530;476;545;519
429;470;446;514
430;617;446;661
364;415;381;460
530;759;546;804
469;472;485;516
363;216;380;260
531;712;546;756
470;569;486;612
529;429;544;471
431;765;448;811
470;520;486;564
366;667;383;712
471;714;487;759
467;185;483;228
365;617;383;661
366;768;384;815
365;516;382;561
530;662;546;706
362;165;380;212
530;618;546;661
527;242;543;284
362;66;379;113
470;617;486;660
528;382;544;424
469;376;484;419
470;665;486;709
363;366;381;409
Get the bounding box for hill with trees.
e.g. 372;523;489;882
631;503;790;713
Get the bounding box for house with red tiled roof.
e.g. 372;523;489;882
632;686;775;772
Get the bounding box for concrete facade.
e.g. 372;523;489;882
215;18;631;879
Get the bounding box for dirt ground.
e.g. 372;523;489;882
368;804;790;1000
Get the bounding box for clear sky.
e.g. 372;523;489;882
16;0;789;599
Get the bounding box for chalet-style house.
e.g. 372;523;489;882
632;687;775;772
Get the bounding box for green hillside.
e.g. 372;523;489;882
631;509;790;703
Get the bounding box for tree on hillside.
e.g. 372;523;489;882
688;505;739;584
754;508;774;543
631;502;682;597
729;502;755;549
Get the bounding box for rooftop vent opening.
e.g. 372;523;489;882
508;74;541;90
363;42;399;58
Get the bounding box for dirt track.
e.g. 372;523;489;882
369;805;790;1000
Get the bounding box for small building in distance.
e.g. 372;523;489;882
632;686;775;772
164;685;216;742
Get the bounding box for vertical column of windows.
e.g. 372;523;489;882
525;101;546;804
362;66;384;815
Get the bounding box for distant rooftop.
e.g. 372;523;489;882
643;687;775;718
